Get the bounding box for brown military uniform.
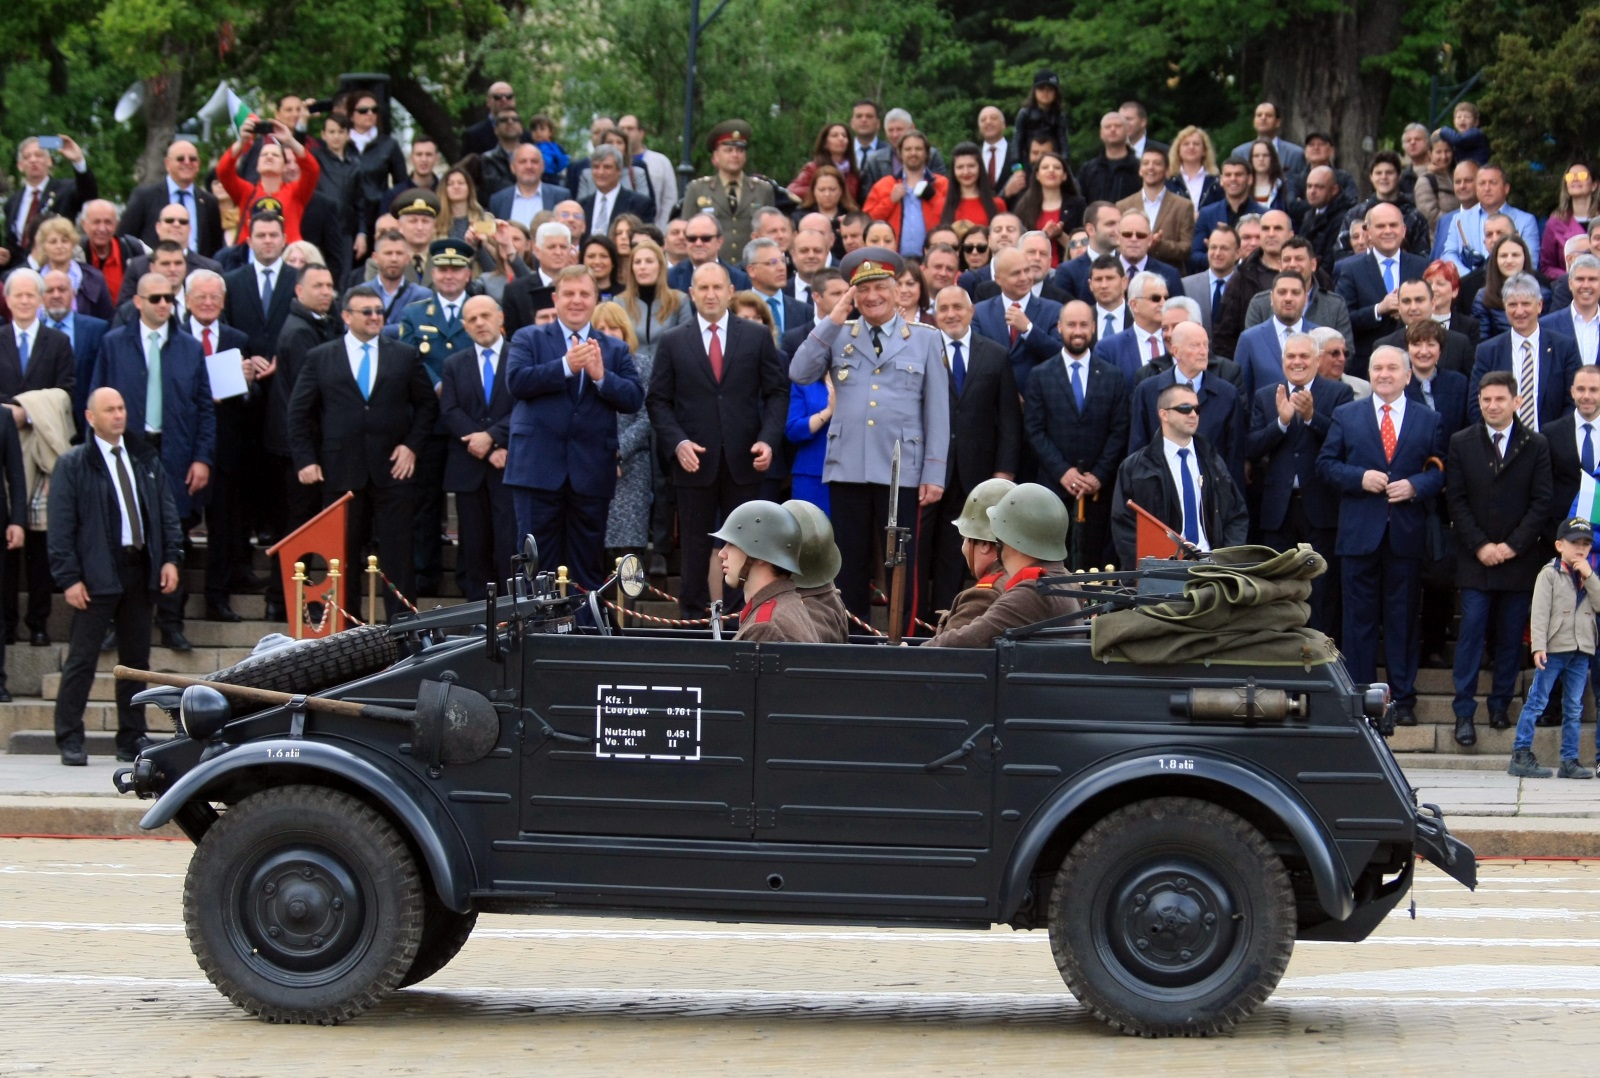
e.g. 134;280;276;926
934;568;1008;635
798;582;849;643
735;578;822;643
924;562;1079;648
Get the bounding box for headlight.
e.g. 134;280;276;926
179;685;233;741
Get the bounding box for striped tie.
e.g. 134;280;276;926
1517;340;1538;430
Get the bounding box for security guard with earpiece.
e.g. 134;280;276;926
712;500;821;643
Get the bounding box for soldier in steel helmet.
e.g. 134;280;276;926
712;500;821;643
925;482;1079;647
783;498;849;643
934;477;1015;634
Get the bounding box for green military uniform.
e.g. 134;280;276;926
681;120;782;265
367;189;440;289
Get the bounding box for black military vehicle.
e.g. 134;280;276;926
114;547;1475;1037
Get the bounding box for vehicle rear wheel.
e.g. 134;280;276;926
1047;797;1295;1037
184;785;424;1024
205;625;408;697
398;890;478;989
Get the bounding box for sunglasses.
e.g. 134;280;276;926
141;294;175;305
159;217;190;225
687;235;719;244
962;243;989;253
1163;403;1200;415
1119;231;1151;240
353;105;379;115
1144;294;1169;302
489;92;516;100
170;155;199;163
347;307;385;317
1068;237;1090;248
1567;170;1592;183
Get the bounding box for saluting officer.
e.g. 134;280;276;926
790;246;950;628
934;477;1015;634
680;120;783;266
398;237;476;594
712;500;821;643
784;498;849;643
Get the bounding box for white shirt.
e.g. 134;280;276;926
1062;350;1092;399
1510;328;1541;425
944;330;974;382
254;258;284;305
791;277;810;306
561;322;595;379
349;128;377;153
165;177;200;252
1575;414;1600;468
1134;323;1164;362
188;317;222;353
1179;167;1208;211
94;434;142;547
509;186;544;228
591;187;616;236
344;332;378;387
982;138;1009;184
1373;391;1407;443
1095;303;1125;337
1570;306;1600;366
698;313;730;357
11;319;38;354
1485;421;1513;457
1161;436;1210;550
1142;189;1165;226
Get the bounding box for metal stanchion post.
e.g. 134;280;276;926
366;556;380;625
557;566;569;597
292;561;307;640
328;559;342;634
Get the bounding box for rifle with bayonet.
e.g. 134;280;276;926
885;439;910;645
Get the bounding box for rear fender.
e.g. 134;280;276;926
999;751;1355;923
139;739;474;912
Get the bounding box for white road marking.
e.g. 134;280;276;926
1284;964;1600;992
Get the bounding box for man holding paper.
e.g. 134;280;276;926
184;270;256;623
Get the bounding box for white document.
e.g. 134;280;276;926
205;347;248;400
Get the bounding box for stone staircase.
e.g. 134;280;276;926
1387;665;1598;770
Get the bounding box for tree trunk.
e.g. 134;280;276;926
390;73;462;163
136;71;183;186
1262;0;1403;190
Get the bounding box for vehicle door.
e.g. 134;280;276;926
519;633;760;839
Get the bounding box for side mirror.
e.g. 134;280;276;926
617;552;645;598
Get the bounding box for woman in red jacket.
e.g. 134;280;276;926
216;117;321;243
861;131;948;256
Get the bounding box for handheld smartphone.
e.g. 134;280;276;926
35;135;63;152
471;219;496;238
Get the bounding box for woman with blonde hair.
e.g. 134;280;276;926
30;217;111;319
283;240;326;270
617;237;691;355
592;301;655;562
1165;125;1222;213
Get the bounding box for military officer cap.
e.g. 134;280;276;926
782;499;842;588
428;238;473;268
711;500;803;575
706;119;753;152
987;483;1070;562
952;478;1017;543
839;246;903;287
395;189;441;218
249;196;285;217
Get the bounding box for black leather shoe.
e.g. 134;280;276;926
0;688;12;703
29;630;48;647
264;601;288;622
101;628;117;652
1454;717;1477;747
1489;709;1511;730
1393;705;1418;727
205;604;243;623
115;736;156;763
60;747;87;766
160;628;193;652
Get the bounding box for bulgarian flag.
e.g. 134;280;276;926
226;89;256;134
1573;469;1600;525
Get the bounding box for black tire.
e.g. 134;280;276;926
206;624;407;697
183;785;424;1024
1047;797;1295;1037
398;890;478;989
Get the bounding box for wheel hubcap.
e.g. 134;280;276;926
240;848;364;973
1106;862;1238;989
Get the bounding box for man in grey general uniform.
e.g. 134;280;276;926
680;120;783;267
790;246;950;630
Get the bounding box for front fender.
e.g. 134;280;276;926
999;751;1355;923
140;739;474;913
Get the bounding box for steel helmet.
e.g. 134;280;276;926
710;500;803;574
986;483;1069;562
782;499;842;588
951;477;1017;542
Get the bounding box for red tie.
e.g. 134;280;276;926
22;187;43;245
988;146;998;186
201;326;213;356
708;323;724;382
1149;334;1160;360
1009;302;1021;346
1380;404;1397;463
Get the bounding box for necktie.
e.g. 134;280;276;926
200;326;212;356
1148;333;1160;361
446;302;458;324
1380;403;1397;462
1177;447;1200;544
1103;312;1115;339
260;267;274;311
413;254;425;279
1382;258;1396;293
22;187;42;242
482;348;496;404
870;326;883;357
987;146;998;186
175;190;195;251
1518;340;1538;430
570;332;588;396
765;294;784;335
704;323;722;382
950;341;966;395
1584;423;1596;476
17;331;28;373
357;342;373;400
1492;430;1504;460
110;445;145;549
727;180;738;214
1212;277;1225;312
1009;302;1021;346
596;193;609;234
145;331;163;431
1069;360;1085;410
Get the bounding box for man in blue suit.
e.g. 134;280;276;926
486;145;573;228
1468;272;1582;431
666;214;750;293
504;265;643;591
441;296;517;602
1051;202;1120;300
1246;330;1353;630
1233;271;1320;400
1188;159;1263;272
1539;252;1600;365
90;272;216;651
971;247;1063;390
39;269;106;434
1316;345;1446;730
1092;269;1170;387
1129;321;1243;486
1332;202;1428;375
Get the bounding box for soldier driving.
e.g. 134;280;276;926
925;483;1080;648
790;246;950;629
680;120;783;267
713;500;821;643
934;477;1015;634
784;498;849;643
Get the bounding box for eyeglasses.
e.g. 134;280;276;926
1119;231;1151;240
496;116;522;126
353;105;379;115
489;92;516;100
169;155;199;163
1067;238;1090;249
962;243;989;253
159;217;190;225
141;294;175;305
347;307;385;317
1144;294;1168;302
687;235;719;244
1162;403;1200;415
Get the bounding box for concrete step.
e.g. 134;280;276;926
1386;718;1596;764
0;701;124;741
7;729;176;756
1381;667;1524;696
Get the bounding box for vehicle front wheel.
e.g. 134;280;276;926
398;891;478;989
183;785;424;1024
1047;797;1295;1037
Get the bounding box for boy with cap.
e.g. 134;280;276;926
1510;516;1600;779
713;500;821;643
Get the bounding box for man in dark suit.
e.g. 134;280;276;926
665;215;751;293
486;145;573;227
1129;322;1244;486
743;238;812;340
974;231;1072;304
1110;381;1248;569
221;214;297;360
1375;279;1476;376
441;296;517;601
287;285;439;619
504;267;643;592
1050;203;1119;301
116;206;221;304
1181;222;1240;333
1547;366;1600;538
90;273;216;651
1246;330;1354;630
923;285;1020;608
1232;271;1321;401
1111;209;1183;298
1468;272;1582;430
578;145;655;240
647;262;786;616
1540;252;1600;365
1445;370;1552;746
1187;160;1263;272
1026;300;1129;569
971;248;1064;390
2;136;97;268
1093;269;1173;387
38;268;107;437
502;222;574;335
1316;345;1446;728
461;82;534;157
114;139;223;259
1332;202;1429;374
